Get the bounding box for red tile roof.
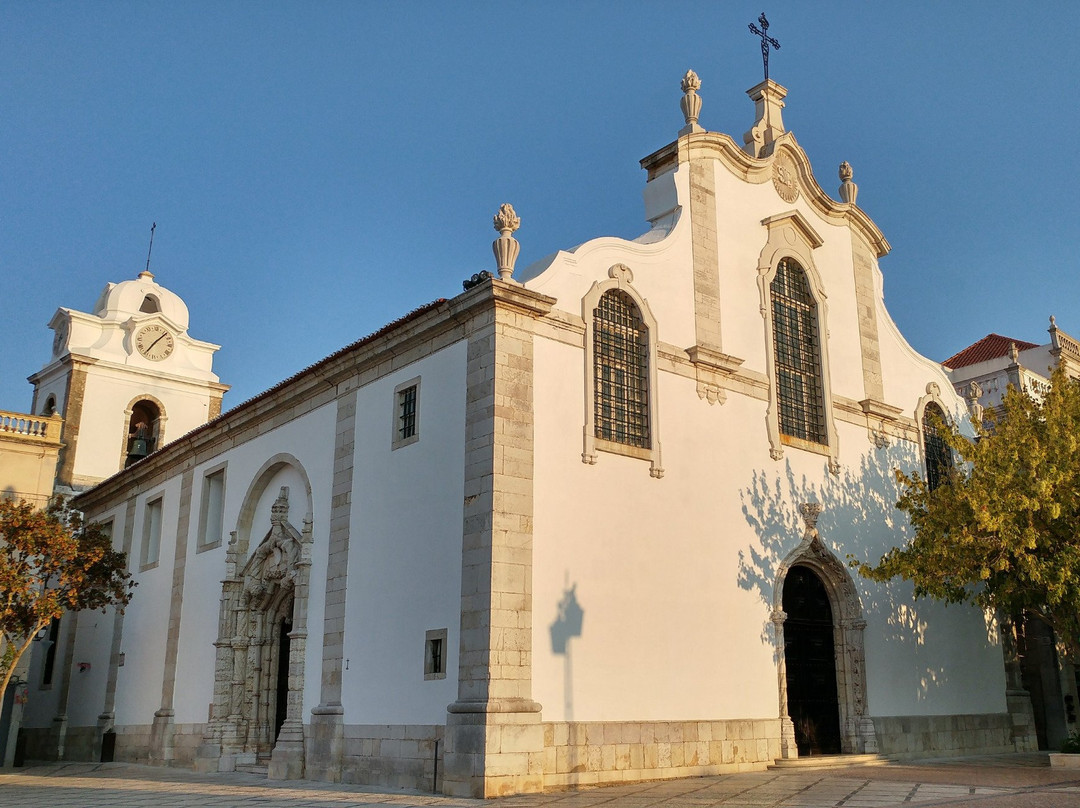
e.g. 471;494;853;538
942;333;1040;369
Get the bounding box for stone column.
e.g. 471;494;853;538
442;281;554;798
150;467;194;764
95;498;137;762
307;391;358;782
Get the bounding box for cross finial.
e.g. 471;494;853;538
139;222;157;280
748;12;780;81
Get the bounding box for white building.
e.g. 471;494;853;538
21;72;1037;796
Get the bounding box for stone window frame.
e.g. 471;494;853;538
38;615;62;690
757;211;840;473
139;494;164;570
581;263;663;478
915;382;955;492
424;627;448;680
196;461;228;553
391;376;421;450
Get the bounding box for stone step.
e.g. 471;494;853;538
769;753;894;770
234;762;269;776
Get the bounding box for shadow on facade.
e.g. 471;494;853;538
734;443;984;703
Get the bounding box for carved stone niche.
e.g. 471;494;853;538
771;504;878;758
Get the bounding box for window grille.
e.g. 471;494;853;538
593;290;650;448
398;385;417;441
771;258;827;445
922;403;952;491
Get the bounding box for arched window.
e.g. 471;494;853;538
126;399;162;466
593;290;649;449
42;395;57;416
922;402;952;491
139;295;161;313
771;258;827;445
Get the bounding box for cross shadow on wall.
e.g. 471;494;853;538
735;443;994;702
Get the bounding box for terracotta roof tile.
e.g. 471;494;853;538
942;333;1040;369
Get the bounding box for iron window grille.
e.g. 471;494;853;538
771;258;828;445
922;403;953;491
398;385;417;441
593;290;650;449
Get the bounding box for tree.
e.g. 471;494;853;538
0;497;135;699
857;366;1080;660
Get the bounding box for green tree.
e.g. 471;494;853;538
0;498;135;698
858;366;1080;660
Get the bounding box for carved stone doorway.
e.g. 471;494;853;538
197;485;312;779
783;565;841;755
772;504;878;758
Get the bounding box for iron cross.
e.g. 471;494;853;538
748;12;780;81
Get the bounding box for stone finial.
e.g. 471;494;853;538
742;79;787;158
679;69;704;135
799;502;823;535
270;486;290;525
1050;314;1058;330
1009;341;1020;363
492;203;521;282
966;381;984;424
838;161;858;205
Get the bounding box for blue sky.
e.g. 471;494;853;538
3;2;1078;412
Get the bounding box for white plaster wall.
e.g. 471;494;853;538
528;144;1006;724
114;479;182;726
341;341;467;724
66;607;117;726
171;403;337;724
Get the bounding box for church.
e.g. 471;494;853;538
13;68;1042;796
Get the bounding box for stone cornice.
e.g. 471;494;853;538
640;131;892;259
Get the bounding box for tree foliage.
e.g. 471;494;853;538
858;366;1080;658
0;497;135;698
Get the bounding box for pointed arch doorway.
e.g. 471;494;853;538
198;484;312;779
772;504;879;758
782;565;841;755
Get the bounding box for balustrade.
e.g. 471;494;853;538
0;410;63;444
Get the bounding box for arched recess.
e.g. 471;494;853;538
770;503;877;758
914;382;956;491
197;455;314;779
756;211;840;474
121;394;168;468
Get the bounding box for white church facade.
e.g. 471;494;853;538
19;72;1038;796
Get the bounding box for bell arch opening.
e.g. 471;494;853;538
771;503;878;758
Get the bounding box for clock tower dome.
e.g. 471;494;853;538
29;269;228;492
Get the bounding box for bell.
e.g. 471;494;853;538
129;437;150;458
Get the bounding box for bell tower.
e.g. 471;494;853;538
29;269;228;492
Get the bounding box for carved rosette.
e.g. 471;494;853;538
680;69;703;130
492;203;521;282
772;152;800;203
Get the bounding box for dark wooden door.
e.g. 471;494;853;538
783;565;842;755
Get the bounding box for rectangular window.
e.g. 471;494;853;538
392;377;421;450
198;469;226;550
424;628;447;680
141;496;163;568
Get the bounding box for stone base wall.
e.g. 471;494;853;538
542;719;782;790
872;713;1015;758
339;724;443;792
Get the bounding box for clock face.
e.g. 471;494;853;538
53;319;69;356
135;323;175;361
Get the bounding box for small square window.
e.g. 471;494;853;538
424;628;447;680
392;377;421;450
